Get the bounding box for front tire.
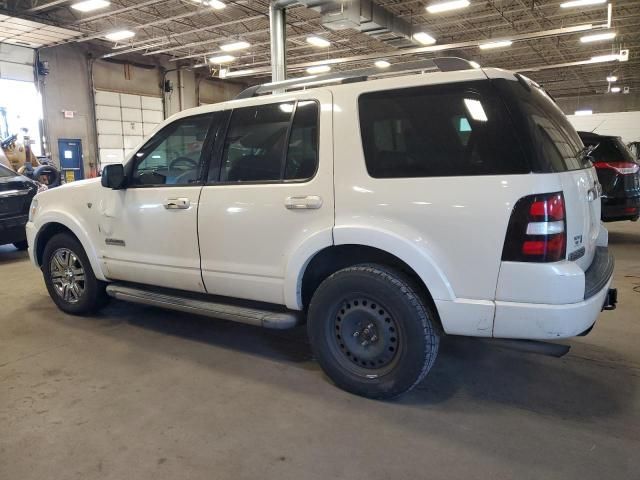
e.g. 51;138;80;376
42;233;108;314
308;264;439;399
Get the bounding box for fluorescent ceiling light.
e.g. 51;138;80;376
479;40;512;50
209;54;235;63
306;65;331;74
374;60;391;68
71;0;110;12
464;98;488;121
413;32;437;45
611;86;621;93
426;0;470;13
469;60;481;69
606;75;617;82
560;0;605;8
105;30;135;41
192;0;225;9
220;41;250;52
574;109;593;116
590;53;620;63
306;36;331;48
580;31;616;43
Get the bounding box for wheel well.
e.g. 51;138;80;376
35;223;78;266
300;245;442;330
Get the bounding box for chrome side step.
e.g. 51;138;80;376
105;284;301;329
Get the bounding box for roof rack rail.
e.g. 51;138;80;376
234;57;477;99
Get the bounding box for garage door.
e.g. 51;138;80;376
94;90;163;167
0;43;34;82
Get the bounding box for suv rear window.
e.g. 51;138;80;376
358;81;529;178
579;134;637;164
492;78;589;172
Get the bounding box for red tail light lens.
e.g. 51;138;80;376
593;161;640;175
502;192;566;263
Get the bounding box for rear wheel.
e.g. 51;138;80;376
42;233;108;314
308;264;439;399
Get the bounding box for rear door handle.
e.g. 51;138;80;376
285;195;323;210
163;198;190;209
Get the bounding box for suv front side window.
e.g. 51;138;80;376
130;113;214;186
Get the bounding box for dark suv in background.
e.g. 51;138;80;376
0;164;40;250
578;131;640;222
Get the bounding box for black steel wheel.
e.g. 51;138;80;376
308;263;439;399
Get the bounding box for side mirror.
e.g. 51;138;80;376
101;164;126;189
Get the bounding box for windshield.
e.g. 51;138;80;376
0;164;17;178
493;78;590;172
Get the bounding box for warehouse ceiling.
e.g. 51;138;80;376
2;0;639;97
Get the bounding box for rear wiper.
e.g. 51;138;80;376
577;143;599;162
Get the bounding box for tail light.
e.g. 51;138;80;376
502;192;566;263
593;161;640;175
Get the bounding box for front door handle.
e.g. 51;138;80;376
285;195;323;210
163;198;190;209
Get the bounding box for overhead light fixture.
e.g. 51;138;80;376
71;0;110;12
574;109;593;116
464;98;488;121
192;0;225;9
606;75;617;82
469;60;481;69
306;36;331;48
374;60;391;68
610;86;621;93
590;53;621;63
306;65;331;74
413;32;436;45
105;30;135;41
426;0;470;13
209;54;235;63
479;40;512;50
220;41;250;52
560;0;605;8
580;31;616;43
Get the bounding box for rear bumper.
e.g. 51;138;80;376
0;214;28;245
493;247;615;339
602;195;640;221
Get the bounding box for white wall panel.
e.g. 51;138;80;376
99;148;124;165
567;111;640;144
121;107;142;122
123;135;143;149
96;120;123;135
141;96;162;111
95;105;121;121
142;109;163;123
94;90;120;107
120;93;141;108
122;121;143;136
143;123;160;136
98;134;123;149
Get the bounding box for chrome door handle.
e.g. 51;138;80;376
163;198;190;209
285;195;323;210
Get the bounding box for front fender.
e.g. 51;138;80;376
33;210;107;281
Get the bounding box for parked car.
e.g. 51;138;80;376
578;131;640;222
0;163;44;250
26;62;617;399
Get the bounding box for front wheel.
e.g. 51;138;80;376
308;264;439;399
42;233;109;314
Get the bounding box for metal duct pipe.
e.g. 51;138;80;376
269;2;289;82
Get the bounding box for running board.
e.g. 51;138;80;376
105;284;301;329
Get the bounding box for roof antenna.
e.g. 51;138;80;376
591;120;605;133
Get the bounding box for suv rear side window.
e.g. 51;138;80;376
358;82;529;178
217;100;319;183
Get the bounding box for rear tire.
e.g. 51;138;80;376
308;264;439;399
42;233;109;315
13;240;28;251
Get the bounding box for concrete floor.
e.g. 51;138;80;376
1;223;639;480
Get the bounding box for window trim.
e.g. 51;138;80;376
205;99;321;186
125;112;219;189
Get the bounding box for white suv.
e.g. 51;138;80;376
26;60;617;399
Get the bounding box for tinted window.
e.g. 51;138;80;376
359;82;528;178
131;114;213;186
580;135;637;164
285;101;319;180
493;79;588;172
0;164;17;178
219;102;293;182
